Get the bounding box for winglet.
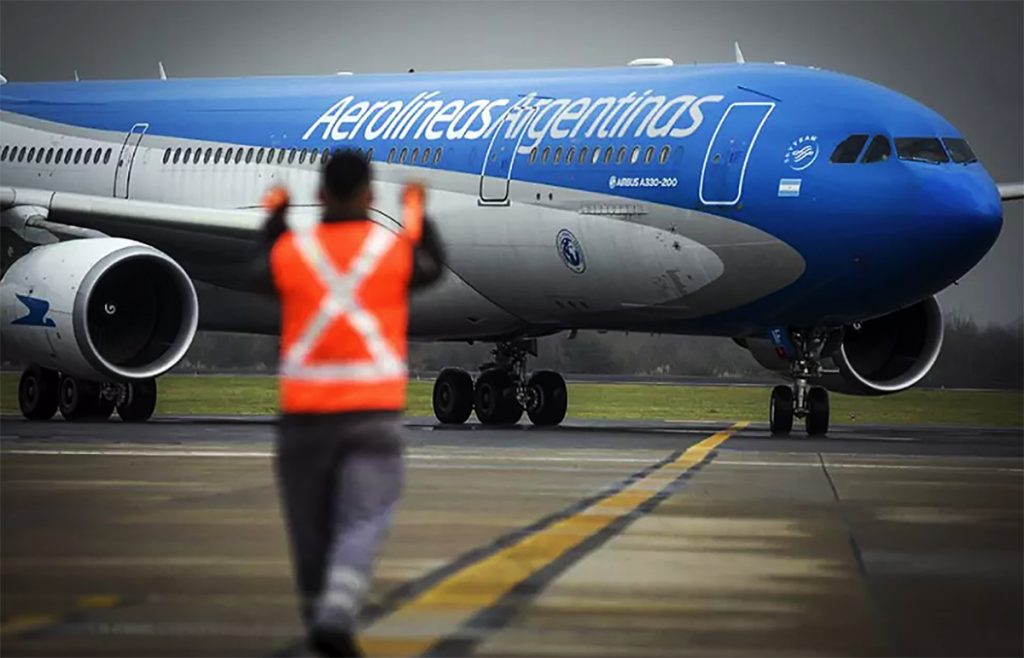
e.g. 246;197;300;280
734;42;746;64
158;61;167;81
998;182;1024;201
74;69;80;82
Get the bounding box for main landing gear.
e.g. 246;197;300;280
431;340;568;426
18;365;158;422
768;329;831;437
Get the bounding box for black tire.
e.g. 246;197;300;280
769;385;794;435
474;369;522;425
526;370;568;426
433;368;474;424
806;386;830;436
117;379;157;422
18;366;59;421
58;376;102;421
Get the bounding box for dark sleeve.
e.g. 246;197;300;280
410;217;445;291
246;205;289;294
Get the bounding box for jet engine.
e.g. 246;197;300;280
739;296;944;396
1;238;198;383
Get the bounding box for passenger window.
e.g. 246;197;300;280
387;148;395;163
18;147;27;161
553;147;563;164
321;148;329;164
84;148;92;164
93;149;101;164
615;147;626;164
943;138;977;164
529;147;537;165
193;149;201;164
433;148;442;164
183;148;192;163
299;148;307;164
410;147;419;163
204;148;212;164
861;135;891;163
421;147;430;164
246;148;255;164
38;149;45;163
659;146;670;164
643;146;654;164
603;147;613;164
579;146;588;164
163;149;171;164
830;134;868;163
0;146;8;160
222;148;231;164
28;147;37;162
399;147;408;163
366;148;374;161
592;147;601;165
46;148;54;164
286;149;295;164
104;148;112;164
65;149;73;164
234;149;243;164
895;137;948;164
265;148;274;164
630;146;640;164
173;148;181;164
55;148;63;163
278;149;287;164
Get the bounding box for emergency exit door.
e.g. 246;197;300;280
479;103;536;205
113;123;149;199
698;102;774;205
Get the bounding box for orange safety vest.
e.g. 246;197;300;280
269;185;424;414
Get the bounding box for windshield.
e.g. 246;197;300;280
943;138;978;164
830;134;869;163
861;135;892;163
895;137;949;164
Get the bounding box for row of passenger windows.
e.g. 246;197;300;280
162;145;377;167
831;134;977;165
0;144;113;166
529;144;672;167
385;146;444;165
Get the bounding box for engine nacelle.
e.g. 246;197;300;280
824;297;944;395
737;296;944;396
1;238;198;382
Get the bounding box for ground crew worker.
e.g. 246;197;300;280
261;151;443;657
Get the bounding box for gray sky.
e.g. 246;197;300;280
2;0;1021;324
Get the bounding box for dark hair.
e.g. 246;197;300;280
322;150;371;201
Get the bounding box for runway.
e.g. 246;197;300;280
1;417;1021;657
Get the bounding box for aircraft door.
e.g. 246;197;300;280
479;103;536;205
699;102;774;205
113;122;149;199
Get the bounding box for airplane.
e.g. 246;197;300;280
1;56;1020;434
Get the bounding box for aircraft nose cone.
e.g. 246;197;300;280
917;168;1002;276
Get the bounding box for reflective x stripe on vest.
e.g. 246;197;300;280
280;223;407;383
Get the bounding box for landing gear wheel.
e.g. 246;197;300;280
433;368;474;424
18;366;59;420
526;370;567;426
769;385;794;436
117;379;157;422
474;369;522;425
805;386;830;436
58;376;103;421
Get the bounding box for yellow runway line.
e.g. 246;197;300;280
361;421;748;656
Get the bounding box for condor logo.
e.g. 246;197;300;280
11;294;56;328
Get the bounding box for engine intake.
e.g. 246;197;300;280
1;238;198;382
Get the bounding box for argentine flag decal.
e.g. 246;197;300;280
778;178;802;197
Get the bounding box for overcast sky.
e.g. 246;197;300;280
1;0;1021;324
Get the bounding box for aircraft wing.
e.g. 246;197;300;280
998;182;1024;201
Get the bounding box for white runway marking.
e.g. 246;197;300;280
1;448;1019;472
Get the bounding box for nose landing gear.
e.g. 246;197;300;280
430;340;568;426
769;328;832;437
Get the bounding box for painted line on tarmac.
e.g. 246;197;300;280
0;595;124;638
351;422;748;658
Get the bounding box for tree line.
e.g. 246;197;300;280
176;315;1023;389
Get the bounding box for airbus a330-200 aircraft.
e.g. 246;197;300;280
1;55;1020;434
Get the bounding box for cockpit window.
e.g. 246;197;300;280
943;138;977;164
830;134;868;163
895;137;948;164
861;135;891;163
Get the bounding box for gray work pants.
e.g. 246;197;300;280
275;412;404;632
